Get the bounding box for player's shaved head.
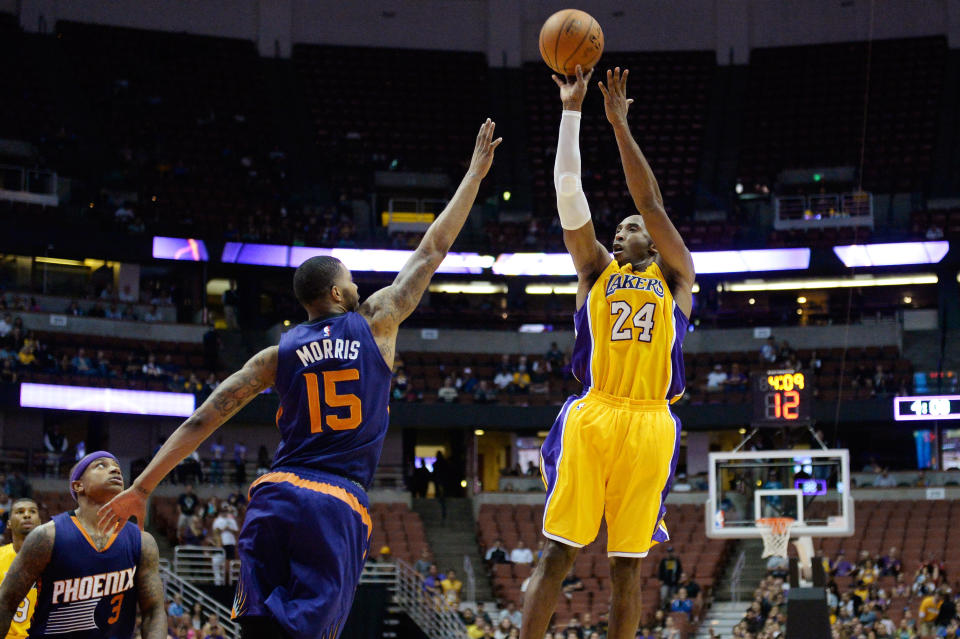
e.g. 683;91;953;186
294;256;346;306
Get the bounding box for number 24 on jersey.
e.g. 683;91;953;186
610;301;656;342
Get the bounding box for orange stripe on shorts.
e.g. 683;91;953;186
249;471;372;538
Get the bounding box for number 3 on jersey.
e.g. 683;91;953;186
304;369;362;432
610;301;656;342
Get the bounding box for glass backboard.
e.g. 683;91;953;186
705;449;854;539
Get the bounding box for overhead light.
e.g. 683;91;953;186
724;274;938;292
525;283;579;295
502;191;512;201
692;283;700;293
460;479;468;488
283;320;291;327
903;296;912;304
833;241;949;267
35;257;84;266
474;429;485;436
738;428;747;435
735;182;744;194
797;296;807;304
796;308;803;315
519;324;550;333
748;298;755;305
428;282;507;294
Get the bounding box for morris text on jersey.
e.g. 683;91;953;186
295;339;362;367
605;274;664;298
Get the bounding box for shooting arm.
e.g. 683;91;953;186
611;120;695;293
132;346;277;495
136;532;166;639
0;524;53;634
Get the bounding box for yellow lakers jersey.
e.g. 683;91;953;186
0;543;36;638
571;259;688;401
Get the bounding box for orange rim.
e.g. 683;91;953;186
756;517;795;535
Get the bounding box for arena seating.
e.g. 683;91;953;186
368;502;430;564
477;503;730;627
739;37;947;194
521;51;714;248
911;208;960;239
293;44;490;195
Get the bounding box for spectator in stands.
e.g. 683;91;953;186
766;554;789;578
168;593;186;618
94;350;112;377
546;342;563;370
832;550;854;577
471;380;494;404
485;539;509;564
372;545;392;563
437;376;458;403
209;437;225;485
189;602;203;632
461;608;484;639
778;340;796;364
201;614;226;639
935;592;957;634
0;360;17;384
677;572;700;600
212;505;238;560
17;342;37;368
761;336;778;363
413;547;432;576
509;540;533;564
498;601;522;628
724;363;748;392
493;367;513;393
705;364;727;391
233;441;247;486
873;468;897;487
0;314;11;337
512;357;531;394
669;587;694;618
441;568;463;607
181;516;206;546
560;567;583;600
423;564;444;597
879;547;901;576
4;471;30;500
143;354;163;378
222;281;239;329
658;546;683;602
144;304;162;322
919;591;944;635
177;484;200;538
65;301;83;316
806;350;822;373
43;425;68;477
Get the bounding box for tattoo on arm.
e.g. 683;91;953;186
136;532;166;639
186;346;277;431
0;525;53;633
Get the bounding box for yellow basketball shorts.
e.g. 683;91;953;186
539;388;680;556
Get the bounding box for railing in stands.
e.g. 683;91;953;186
361;560;468;638
161;566;239;639
173;545;226;585
729;550;747;603
463;555;476;604
0;164;58;206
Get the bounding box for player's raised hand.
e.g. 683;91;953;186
466;118;502;180
598;67;634;126
552;64;594;112
97;485;148;533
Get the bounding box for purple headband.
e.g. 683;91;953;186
70;451;119;501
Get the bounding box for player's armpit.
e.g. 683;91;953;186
0;524;54;634
136;532;166;639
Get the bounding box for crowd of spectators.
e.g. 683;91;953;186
155;593;230;639
728;549;959;638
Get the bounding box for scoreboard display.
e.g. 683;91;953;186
751;370;812;426
893;395;960;421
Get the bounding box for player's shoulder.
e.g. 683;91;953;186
0;542;13;564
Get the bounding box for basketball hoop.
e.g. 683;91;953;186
756;517;795;558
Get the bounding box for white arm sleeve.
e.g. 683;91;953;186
554;110;592;230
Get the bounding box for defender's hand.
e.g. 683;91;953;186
466;118;502;180
552;65;594;112
97;485;148;533
598;67;634;126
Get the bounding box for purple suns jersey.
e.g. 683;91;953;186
29;512;141;638
272;312;392;488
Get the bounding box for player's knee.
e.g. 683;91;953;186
609;556;643;585
541;540;578;575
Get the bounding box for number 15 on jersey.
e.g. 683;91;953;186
303;369;362;432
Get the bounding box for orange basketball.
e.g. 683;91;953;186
538;9;604;77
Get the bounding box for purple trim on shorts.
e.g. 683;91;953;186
541;391;586;513
651;411;682;543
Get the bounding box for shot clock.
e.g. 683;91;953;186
893;395;960;421
751;370;812;426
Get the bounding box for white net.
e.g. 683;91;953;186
757;517;794;558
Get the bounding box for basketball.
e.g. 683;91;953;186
538;9;604;76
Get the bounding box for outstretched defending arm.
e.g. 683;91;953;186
97;347;278;533
599;67;695;316
0;524;53;635
360;119;501;368
552;66;613;310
